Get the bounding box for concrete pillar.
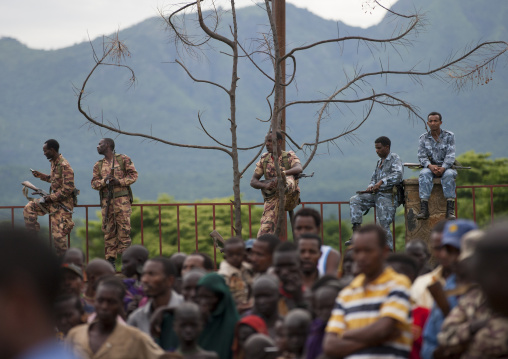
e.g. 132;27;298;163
404;178;448;244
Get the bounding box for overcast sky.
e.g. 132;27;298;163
0;0;397;50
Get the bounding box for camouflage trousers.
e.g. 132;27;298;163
23;200;75;256
257;177;297;237
419;168;457;200
101;196;132;260
350;192;396;249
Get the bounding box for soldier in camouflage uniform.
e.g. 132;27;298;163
92;138;138;267
23;139;76;256
417;111;457;220
349;136;403;249
435;230;508;359
250;132;302;237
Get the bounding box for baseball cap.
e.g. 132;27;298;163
441;219;478;250
61;262;83;279
458;229;484;261
245;239;256;250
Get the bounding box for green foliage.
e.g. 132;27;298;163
455;151;508;226
76;194;264;261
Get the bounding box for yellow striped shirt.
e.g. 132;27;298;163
326;266;412;358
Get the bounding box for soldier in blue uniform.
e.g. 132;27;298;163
416;112;457;220
349;136;403;249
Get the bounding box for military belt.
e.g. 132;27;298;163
102;189;130;198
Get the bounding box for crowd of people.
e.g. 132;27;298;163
3;206;508;359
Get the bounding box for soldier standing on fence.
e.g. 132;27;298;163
416;112;457;220
23;139;76;256
349;136;403;250
250;131;302;237
91;138;138;268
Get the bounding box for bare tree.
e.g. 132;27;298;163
77;0;507;237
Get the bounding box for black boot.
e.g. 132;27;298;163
416;200;429;220
446;200;456;220
107;257;116;270
345;223;361;246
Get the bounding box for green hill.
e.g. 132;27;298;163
1;0;507;215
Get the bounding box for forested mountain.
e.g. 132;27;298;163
1;0;507;214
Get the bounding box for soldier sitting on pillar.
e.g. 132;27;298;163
250;131;302;237
416;112;457;220
349;136;403;250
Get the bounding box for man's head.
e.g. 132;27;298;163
405;239;430;273
62;248;85;270
85;259;115;296
438;219;477;272
181;253;214;277
252;275;279;319
60;263;84;296
293;207;321;240
244;334;278;359
273;242;301;294
94;276;126;324
43;139;59;160
473;223;508;316
312;279;342;323
54;294;85;336
297;233;321;276
141;257;176;298
374;136;391;159
121;245;149;278
169;252;187;278
173;302;203;345
265;131;283;154
352;224;389;278
284;309;311;355
224;237;246;269
430;220;447;258
97;138;115;155
386;253;419;283
427;111;443;132
0;226;61;359
251;234;280;274
182;269;207;303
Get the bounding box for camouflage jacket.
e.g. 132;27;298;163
369;152;403;191
418;129;456;169
254;151;301;191
39;154;75;203
91;154;138;195
437;286;508;359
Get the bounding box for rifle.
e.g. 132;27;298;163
404;163;471;170
103;151;117;228
210;230;226;253
21;181;73;213
261;172;314;199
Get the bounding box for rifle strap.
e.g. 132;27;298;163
263;151;291;179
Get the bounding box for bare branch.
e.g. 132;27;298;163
239;145;266;178
77;38;232;156
175;59;230;94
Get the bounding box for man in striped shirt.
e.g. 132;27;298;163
323;224;412;358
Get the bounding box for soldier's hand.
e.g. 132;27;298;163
266;180;277;190
42;195;53;203
105;175;120;186
31;170;42;178
437;167;446;176
366;186;374;192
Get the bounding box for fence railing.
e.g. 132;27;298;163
2;184;507;264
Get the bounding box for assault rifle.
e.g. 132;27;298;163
261;172;314;199
21;181;73;213
404;163;471;170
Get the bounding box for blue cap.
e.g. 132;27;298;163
245;239;256;249
442;219;478;250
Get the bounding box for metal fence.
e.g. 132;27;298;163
2;184;507;264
